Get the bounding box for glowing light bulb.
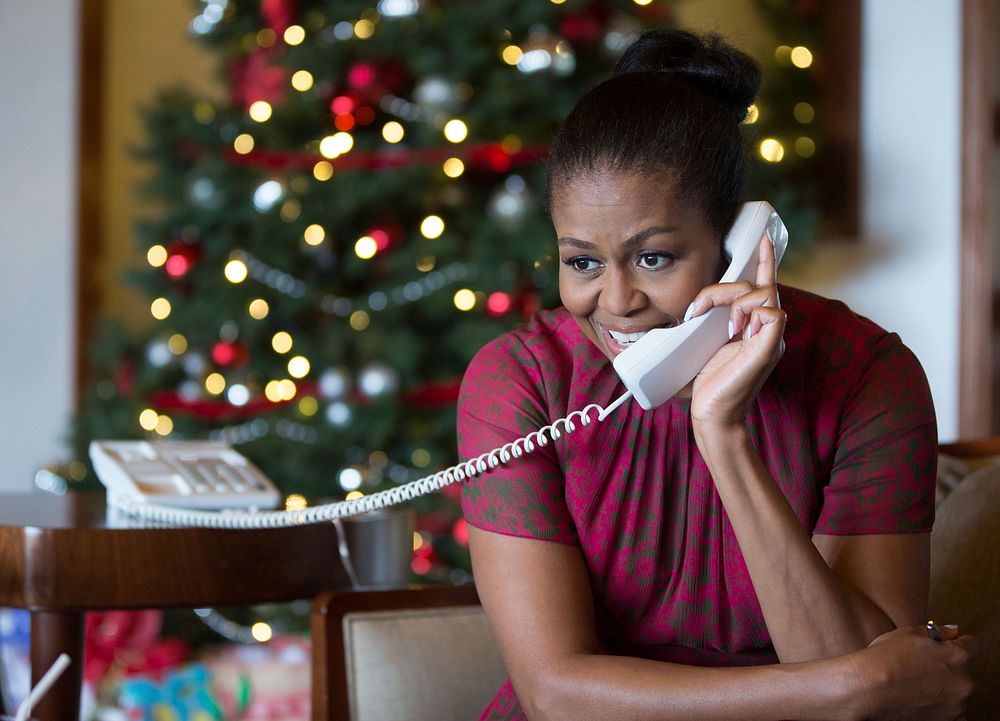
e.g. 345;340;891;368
313;160;334;181
633;0;653;4
233;133;255;154
303;224;326;246
349;310;370;331
443;119;468;143
205;373;226;395
759;138;785;163
420;215;445;239
453;288;476;311
501;45;523;65
411;448;431;467
355;236;378;259
251;622;272;642
319;132;354;158
147;245;168;267
790;46;813;68
346;490;365;500
291;70;314;91
278;379;297;400
285;494;308;511
298;396;318;416
288;355;311;378
354;19;375;39
150;297;172;320
154;414;174;436
265;380;283;402
442;157;464;178
139;408;159;431
248;298;269;319
224;259;248;283
382;121;404;143
283;24;305;45
168;334;188;354
248;100;273;122
272;331;293;354
743;104;760;124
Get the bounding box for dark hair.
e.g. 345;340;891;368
545;29;761;240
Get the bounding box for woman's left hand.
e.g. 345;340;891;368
688;233;786;431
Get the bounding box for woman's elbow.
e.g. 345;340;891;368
517;655;591;721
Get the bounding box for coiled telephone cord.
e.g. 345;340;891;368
110;392;633;529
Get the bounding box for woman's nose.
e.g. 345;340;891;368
600;270;646;317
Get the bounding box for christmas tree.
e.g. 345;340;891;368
74;0;826;586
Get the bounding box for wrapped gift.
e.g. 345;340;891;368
201;635;309;721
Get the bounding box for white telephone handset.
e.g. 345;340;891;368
612;201;788;410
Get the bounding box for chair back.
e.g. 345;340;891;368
312;584;507;721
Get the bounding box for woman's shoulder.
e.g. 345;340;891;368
463;307;583;384
778;284;924;385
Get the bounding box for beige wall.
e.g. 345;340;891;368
98;0;223;327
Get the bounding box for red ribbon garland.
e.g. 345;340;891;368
225;142;549;173
150;377;461;421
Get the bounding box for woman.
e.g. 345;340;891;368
457;29;979;721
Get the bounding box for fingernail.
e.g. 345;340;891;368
943;624;958;630
746;325;754;341
727;321;734;340
684;303;695;322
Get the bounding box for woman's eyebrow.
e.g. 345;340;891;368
557;225;681;250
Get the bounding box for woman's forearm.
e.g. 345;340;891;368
525;650;863;721
692;424;896;662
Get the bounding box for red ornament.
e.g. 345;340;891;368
260;0;296;35
488;147;511;173
164;241;199;279
452;519;469;546
228;49;288;110
558;3;612;43
487;292;512;316
212;341;248;367
330;95;356;114
115;359;136;396
347;63;377;90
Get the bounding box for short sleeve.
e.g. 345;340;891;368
457;335;578;544
814;333;937;535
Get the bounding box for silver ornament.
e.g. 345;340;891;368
147;339;173;368
358;362;399;398
487;177;531;230
414;76;460;115
319;367;352;400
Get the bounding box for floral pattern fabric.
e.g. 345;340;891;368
458;285;937;720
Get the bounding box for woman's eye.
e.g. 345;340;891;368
564;256;600;272
638;252;673;270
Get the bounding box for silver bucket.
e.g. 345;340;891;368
340;507;414;588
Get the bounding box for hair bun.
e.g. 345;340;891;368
614;29;761;122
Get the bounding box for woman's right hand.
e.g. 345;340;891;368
848;624;980;720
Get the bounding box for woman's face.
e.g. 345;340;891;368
552;171;723;364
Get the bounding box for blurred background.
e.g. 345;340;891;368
0;0;997;717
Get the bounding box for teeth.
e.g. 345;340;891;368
608;329;648;344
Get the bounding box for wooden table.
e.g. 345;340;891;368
0;492;351;721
